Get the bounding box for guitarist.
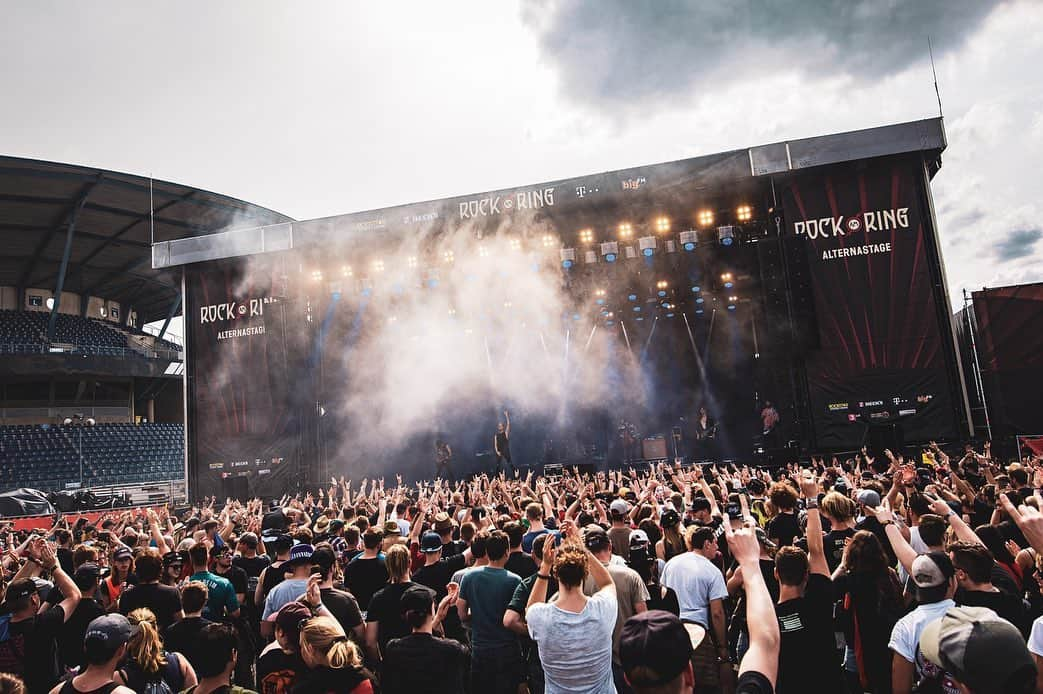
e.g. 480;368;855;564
693;405;718;460
434;437;455;484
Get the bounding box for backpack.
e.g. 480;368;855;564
120;651;182;694
0;614;26;675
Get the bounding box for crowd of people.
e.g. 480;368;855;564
1;441;1043;693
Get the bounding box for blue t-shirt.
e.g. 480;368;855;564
459;566;521;653
189;570;239;620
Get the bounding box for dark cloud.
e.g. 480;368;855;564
524;0;1002;108
995;228;1042;261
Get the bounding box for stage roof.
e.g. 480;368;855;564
0;156;292;323
153;117;946;270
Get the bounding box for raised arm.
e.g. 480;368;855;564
927;496;982;547
798;476;828;577
724;518;779;688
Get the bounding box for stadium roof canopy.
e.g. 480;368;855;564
0;156;292;323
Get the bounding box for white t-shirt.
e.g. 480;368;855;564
889;599;956;679
898;528;932;585
660;551;728;628
1028;615;1043;657
527;589;618;694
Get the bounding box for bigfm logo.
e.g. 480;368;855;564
458;187;556;219
199;297;271;324
794;207;910;240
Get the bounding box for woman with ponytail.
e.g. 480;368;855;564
114;607;196;692
293;616;375;694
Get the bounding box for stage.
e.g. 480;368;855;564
154;118;973;500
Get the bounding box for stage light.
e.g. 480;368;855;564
617;222;633;239
728;295;738;302
560;248;576;268
372;260;385;273
736;204;752;222
695;308;704;315
479;245;489;258
656;280;668;290
691;285;700;292
624;246;638;259
698;209;714;227
311;270;323;281
696;297;704;304
509;238;522;252
342;266;353;278
636;316;644;321
601;241;619;263
388;315;398;324
607;312;614;318
443;250;455;264
542;234;556;248
595;288;606;305
666;312;675;318
721;272;734;289
584;250;598;264
504;301;513;308
633;306;641;312
655;216;671;233
448;308;456;316
407;256;418;268
579;228;595;244
679;229;697;251
718;225;736;246
628;294;637;301
727;304;737;311
595;289;606;296
639;236;657;257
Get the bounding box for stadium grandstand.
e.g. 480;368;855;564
0;155;290;505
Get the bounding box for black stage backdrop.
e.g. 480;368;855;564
781;156;960;449
185;259;304;500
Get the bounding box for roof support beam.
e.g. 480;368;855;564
47;194;90;341
18;175;104;288
157;291;182;341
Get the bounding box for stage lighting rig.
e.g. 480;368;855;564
721;272;735;288
579;228;595;244
341;266;353;278
509;238;522;252
655;216;671;233
736;204;753;222
618;222;633;240
698;209;714;227
601;241;619;262
408;256;418;268
443;250;455;264
679;229;698;251
718;225;736;246
542;234;556;248
560;248;576;268
372;259;385;273
310;270;323;282
638;236;657;257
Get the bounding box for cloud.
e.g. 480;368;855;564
524;0;1002;109
995;228;1042;261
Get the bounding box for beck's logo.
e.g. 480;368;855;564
794;207;909;239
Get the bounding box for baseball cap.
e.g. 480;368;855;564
84;613;138;647
286;543;315;565
0;577;38;611
855;489;882;508
660;509;681;528
620;610;704;687
162;551;183;567
433;512;453;532
209;544;231;558
74;562;102;590
910;551;956;602
690;497;712;514
420;531;443;553
272;534;294;553
584;524;610;552
274;601;313;644
329;519;345;533
400;584;437;615
610;498;630;516
629;529;650;548
112;546;133;561
919;606;1036;693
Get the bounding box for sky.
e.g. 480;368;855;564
2;0;1041;340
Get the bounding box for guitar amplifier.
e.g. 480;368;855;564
642;436;668;460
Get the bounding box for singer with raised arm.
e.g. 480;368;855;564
435;437;455;484
494;409;512;477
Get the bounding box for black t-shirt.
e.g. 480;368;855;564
821;528;856;573
234;554;271;610
413;553;468;597
162;616;214;671
4;605;66;692
57;547;74;575
381;632;471;694
646;584;681;616
736;670;775;694
216;565;249;598
119;582;183;629
256;644;307;694
367;582;424;653
958;588;1028;635
766;512;800;548
504;552;538;580
344;556;389;611
58;595;106;670
260;560;290;605
320;587;363;634
290;664;372;694
262;509;288;533
855;516;897;566
774;573;840;693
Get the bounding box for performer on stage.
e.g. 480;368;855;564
434;437;454;484
693;405;717;460
493;409;512;476
760;399;780;448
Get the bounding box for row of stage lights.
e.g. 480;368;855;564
306;206;754;283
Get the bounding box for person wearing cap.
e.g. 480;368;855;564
118;547;184;629
311;546;365;642
919;605;1036;694
657;508;686;563
49;614;136;694
256;601;310;693
414;531;471;597
261;543;315;638
609;498;634;561
256;533;294;609
629;530;681;616
98;544;136;611
161;550;186;587
382;584;470;694
232;531;270;600
503;522;538;580
188;542;240;623
583;523;650;691
57;560;107;672
0;537;81;693
773;474;842;693
525;531;618;693
325;519;349;559
210;543;249;608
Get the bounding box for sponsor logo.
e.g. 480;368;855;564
209;462;224;470
231;460;250;468
827;402;849;412
402;212;439;225
916;394;934;404
869;411;892;420
793;207;910;240
898;408;918;416
621;177;647;191
458;187;556;219
199;297;273;324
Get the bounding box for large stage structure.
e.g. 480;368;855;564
154;118;972;500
